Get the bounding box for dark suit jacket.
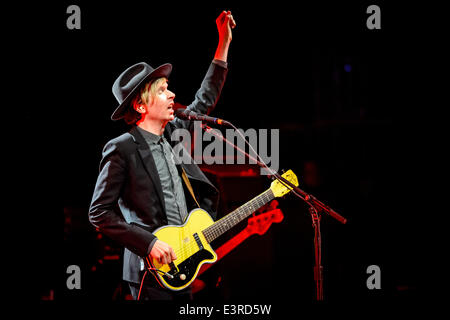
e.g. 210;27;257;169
89;61;227;283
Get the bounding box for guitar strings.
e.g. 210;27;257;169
204;189;274;241
157;190;275;265
152;175;294;269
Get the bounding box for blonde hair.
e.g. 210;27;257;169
133;77;167;108
125;77;167;125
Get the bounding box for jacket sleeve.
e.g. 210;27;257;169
172;59;228;130
88;140;156;257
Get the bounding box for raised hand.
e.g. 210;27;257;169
214;10;236;62
216;10;236;43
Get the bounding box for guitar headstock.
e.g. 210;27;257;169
270;169;299;198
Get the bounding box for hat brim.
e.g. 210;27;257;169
111;63;172;121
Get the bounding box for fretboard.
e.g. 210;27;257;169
202;189;275;243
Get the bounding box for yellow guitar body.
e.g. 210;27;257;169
148;208;218;291
146;169;299;291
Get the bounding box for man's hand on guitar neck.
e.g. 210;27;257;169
149;240;177;265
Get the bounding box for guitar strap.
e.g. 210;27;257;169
181;167;200;208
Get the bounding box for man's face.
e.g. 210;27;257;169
147;78;175;122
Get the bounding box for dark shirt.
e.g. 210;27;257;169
137;126;188;223
136;126;188;254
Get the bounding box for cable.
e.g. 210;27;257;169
137;270;148;301
147;267;174;279
145;256;174;279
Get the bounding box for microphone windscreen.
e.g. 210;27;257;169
174;108;190;119
173;102;186;111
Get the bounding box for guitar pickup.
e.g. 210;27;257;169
193;233;204;250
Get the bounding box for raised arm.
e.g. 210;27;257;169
214;10;236;63
172;10;236;130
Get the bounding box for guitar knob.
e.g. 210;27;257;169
179;274;186;281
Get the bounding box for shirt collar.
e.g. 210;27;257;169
136;126;163;145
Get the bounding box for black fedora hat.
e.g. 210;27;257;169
111;62;172;120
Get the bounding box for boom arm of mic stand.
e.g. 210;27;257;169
201;124;347;224
201;124;267;168
271;172;347;224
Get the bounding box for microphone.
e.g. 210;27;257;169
175;108;230;126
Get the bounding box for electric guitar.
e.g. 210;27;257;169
145;170;298;291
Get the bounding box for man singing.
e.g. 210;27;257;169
89;11;236;300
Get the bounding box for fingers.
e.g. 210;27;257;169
217;10;236;29
160;252;169;265
216;10;227;25
150;240;177;265
228;12;236;29
160;245;176;265
159;249;174;265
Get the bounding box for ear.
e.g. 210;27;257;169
133;103;146;114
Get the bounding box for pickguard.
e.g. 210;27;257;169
162;249;214;287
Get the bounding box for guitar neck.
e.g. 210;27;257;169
202;188;275;243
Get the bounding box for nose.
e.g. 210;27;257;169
167;89;175;100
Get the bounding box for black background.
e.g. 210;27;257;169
10;0;444;309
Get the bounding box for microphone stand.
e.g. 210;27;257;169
201;123;347;301
310;206;323;301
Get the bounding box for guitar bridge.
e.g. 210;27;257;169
193;233;204;250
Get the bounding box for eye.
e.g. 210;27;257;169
159;85;168;94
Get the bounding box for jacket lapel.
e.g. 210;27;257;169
164;123;219;193
129;126;166;213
